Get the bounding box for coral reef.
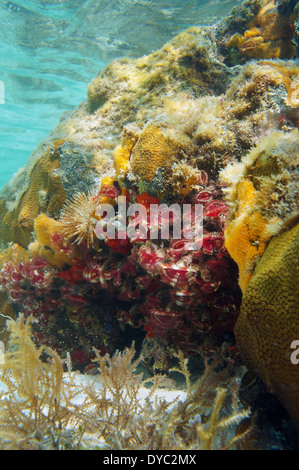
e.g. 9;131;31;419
33;214;73;269
234;221;299;427
129;124;172;183
0;175;241;370
221;129;299;292
0;0;299;438
217;0;297;65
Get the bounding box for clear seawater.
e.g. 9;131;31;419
0;0;243;189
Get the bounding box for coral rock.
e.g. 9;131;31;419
224;178;271;292
34;214;72;269
114;124;140;180
235;222;299;427
227;0;296;61
130;125;171;182
0;140;66;248
222;130;299;292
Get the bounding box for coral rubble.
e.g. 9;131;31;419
0;0;299;441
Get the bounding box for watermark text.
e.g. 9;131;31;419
290;340;299;365
94;198;204;250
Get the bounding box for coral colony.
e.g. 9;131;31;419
0;0;299;443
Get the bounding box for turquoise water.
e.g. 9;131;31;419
0;0;241;188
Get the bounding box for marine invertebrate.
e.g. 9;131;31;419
59;191;99;249
136;243;165;275
1;0;299;445
234;221;299;427
171;161;206;196
0;255;56;302
159;261;198;290
34;214;72;269
223;178;271;292
114;124;140;181
0;140;67;248
98;176;120;205
221;129;299;292
129;125;172;183
227;0;296;60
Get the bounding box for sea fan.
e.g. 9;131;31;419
59;191;99;248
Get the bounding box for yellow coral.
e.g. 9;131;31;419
98;176;119;205
224;179;272;292
227;0;296;60
114;125;140;180
0;140;66;249
114;145;130;179
235;222;299;427
258;61;299;107
114;142;133;179
171;161;201;196
130;125;171;182
34;214;72;269
223;130;299;292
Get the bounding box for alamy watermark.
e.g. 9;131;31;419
94;197;204;250
0;80;4;104
290;340;299;365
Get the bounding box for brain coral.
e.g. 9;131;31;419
234;221;299;427
129;125;171;182
0;140;66;248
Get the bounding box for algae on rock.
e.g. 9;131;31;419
0;0;298;437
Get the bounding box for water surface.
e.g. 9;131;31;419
0;0;242;188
